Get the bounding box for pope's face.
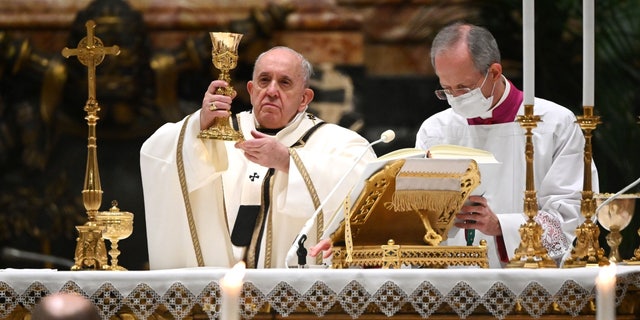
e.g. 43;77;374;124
247;48;314;129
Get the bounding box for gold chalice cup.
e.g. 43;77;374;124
595;193;638;263
95;201;134;271
198;32;244;141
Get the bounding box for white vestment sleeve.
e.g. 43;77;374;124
140;111;235;269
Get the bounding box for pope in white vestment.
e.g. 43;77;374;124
140;47;376;269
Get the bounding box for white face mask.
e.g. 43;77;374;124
447;72;496;119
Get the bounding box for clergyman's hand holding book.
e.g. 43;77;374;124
321;145;501;240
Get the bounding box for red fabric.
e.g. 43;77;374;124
496;235;510;263
467;80;523;125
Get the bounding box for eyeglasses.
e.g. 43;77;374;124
434;71;489;100
434;88;472;100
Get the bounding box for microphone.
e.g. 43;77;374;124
1;247;75;268
380;129;395;143
285;129;395;268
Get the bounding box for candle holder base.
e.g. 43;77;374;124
507;218;557;269
563;218;609;268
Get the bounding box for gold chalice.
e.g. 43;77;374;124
198;32;244;141
95;200;134;271
595;193;638;263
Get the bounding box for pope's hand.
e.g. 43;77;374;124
200;80;236;130
235;130;290;173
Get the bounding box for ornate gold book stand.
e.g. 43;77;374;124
329;158;489;269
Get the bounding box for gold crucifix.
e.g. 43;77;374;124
62;20;120;102
62;20;121;271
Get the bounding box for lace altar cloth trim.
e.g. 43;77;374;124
0;272;638;319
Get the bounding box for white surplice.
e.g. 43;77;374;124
416;98;599;268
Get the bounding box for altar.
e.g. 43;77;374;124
1;266;640;319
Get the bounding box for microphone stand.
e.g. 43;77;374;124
296;235;308;267
285;130;395;268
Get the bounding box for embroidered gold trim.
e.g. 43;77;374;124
289;148;324;265
265;181;274;268
177;113;204;267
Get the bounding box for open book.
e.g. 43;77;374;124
376;145;500;195
428;144;501;196
428;144;499;164
377;144;498;163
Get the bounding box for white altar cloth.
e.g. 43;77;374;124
1;266;640;319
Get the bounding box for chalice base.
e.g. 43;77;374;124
198;117;243;141
563;261;601;268
507;258;557;269
110;265;128;271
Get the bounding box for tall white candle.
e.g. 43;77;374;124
583;0;595;106
522;0;535;105
220;261;246;320
596;263;616;320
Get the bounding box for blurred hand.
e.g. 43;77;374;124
309;238;333;259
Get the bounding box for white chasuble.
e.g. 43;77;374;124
141;109;376;269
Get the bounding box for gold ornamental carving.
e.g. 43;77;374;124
198;32;244;141
62;20;133;271
95;201;134;271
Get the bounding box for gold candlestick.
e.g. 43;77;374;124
564;106;608;267
508;104;557;268
198;32;244;141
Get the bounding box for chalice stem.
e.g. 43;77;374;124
109;240;121;269
606;229;622;262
